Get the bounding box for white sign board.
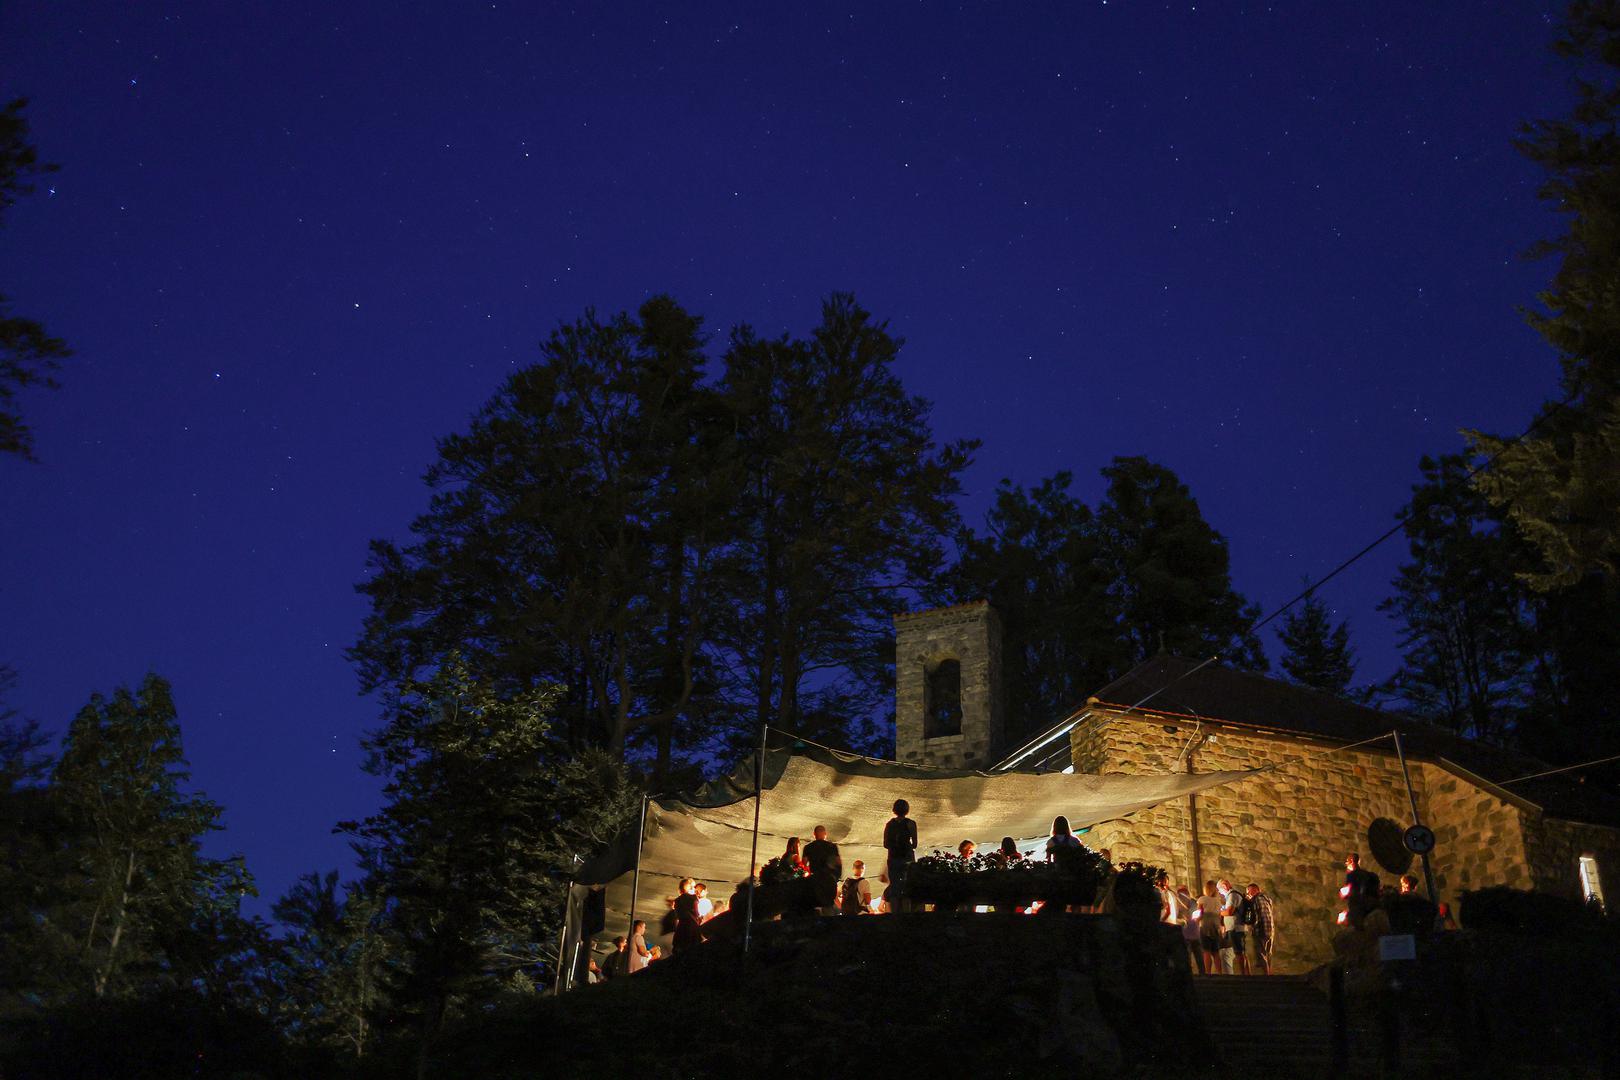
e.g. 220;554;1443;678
1378;933;1417;962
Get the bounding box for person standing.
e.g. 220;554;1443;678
1176;885;1202;974
1196;881;1223;974
883;799;918;913
672;877;703;953
603;936;628;980
841;860;873;915
627;920;652;973
1342;852;1380;928
1245;883;1275;975
803;825;843;914
1217;879;1240;974
1228;880;1252;976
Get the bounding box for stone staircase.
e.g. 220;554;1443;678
1193;974;1336;1077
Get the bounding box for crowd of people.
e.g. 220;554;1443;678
588;808;1463;985
1159;875;1277;976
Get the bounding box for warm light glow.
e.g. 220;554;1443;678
1336;910;1348;925
1339;884;1351;898
974;905;990;913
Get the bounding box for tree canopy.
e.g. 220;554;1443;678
353;293;973;772
1469;0;1620;588
952;459;1264;742
0;97;70;463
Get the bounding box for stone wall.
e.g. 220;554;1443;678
1066;709;1556;973
1416;763;1531;896
893;602;1003;769
1522;814;1620;904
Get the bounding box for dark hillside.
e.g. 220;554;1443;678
434;914;1210;1079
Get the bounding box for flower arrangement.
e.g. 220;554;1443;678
758;855;808;888
907;846;1114;907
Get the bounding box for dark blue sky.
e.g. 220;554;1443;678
0;2;1571;914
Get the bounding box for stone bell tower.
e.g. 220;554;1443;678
893;601;1004;769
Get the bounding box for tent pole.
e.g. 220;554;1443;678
743;723;768;955
1391;729;1438;905
627;793;649;940
552;881;573;995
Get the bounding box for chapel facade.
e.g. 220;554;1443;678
893;604;1620;974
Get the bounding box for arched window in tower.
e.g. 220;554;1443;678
924;658;963;739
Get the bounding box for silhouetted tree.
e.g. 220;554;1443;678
53;675;255;999
0;98;69;462
351;296;728;774
1469;1;1620;588
712;294;975;757
949;473;1115;741
1379;456;1536;741
1276;591;1358;696
1093;456;1267;670
341;659;636;1079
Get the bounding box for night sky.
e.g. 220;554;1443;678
0;2;1573;915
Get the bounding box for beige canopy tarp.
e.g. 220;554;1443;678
562;738;1261;974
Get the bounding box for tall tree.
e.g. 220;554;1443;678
351;296;727;772
1468;1;1620;588
53;674;254;998
1276;591;1358;696
1379;456;1536;741
1092;456;1266;670
949;460;1265;741
1;98;70;462
271;870;389;1062
341;659;636;1078
0;668;77;1014
949;473;1116;741
712;294;976;756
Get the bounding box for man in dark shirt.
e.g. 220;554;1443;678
883;798;918;913
1342;852;1381;928
803;824;843;914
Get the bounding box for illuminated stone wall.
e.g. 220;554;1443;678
1417;765;1531;896
893;602;1003;770
1066;709;1565;973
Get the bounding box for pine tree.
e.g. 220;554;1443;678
1276;592;1357;696
350;296;727;773
950;473;1117;741
1;98;70;462
1379;456;1536;741
1092;456;1267;670
1468;0;1620;588
713;294;975;756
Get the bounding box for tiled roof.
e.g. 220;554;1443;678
1087;654;1620;831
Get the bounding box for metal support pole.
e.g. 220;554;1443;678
742;723;768;955
627;794;649;940
552;882;573;995
1392;728;1439;906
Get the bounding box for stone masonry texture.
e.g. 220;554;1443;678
1068;707;1620;974
894;602;1003;770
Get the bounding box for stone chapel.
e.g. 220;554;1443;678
893;600;1620;973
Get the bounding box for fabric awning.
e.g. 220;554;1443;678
574;739;1261;946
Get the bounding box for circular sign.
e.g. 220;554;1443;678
1403;824;1436;855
